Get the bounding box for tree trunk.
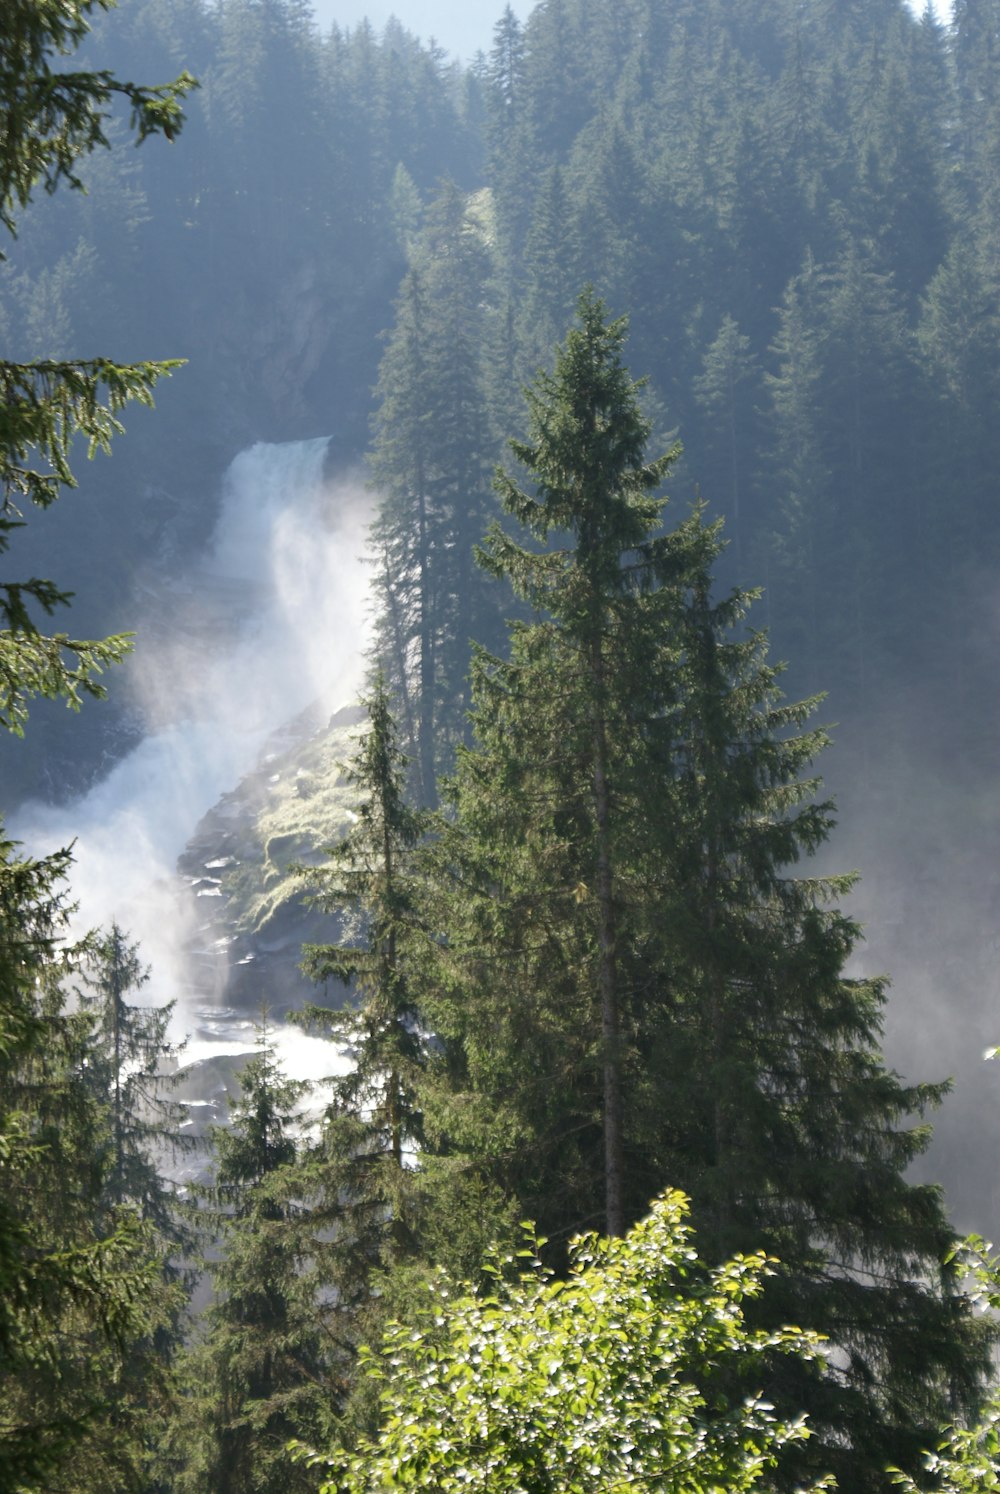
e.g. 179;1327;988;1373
591;646;624;1237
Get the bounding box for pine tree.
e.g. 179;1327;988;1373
648;571;990;1492
0;14;193;1485
516;164;582;378
421;294;991;1491
78;921;191;1226
0;839;182;1493
173;1029;326;1494
692;312;763;567
0;0;193;736
762;254;831;666
953;0;1000;169
300;678;426;1236
425;290;692;1241
369;182;501;804
208;0;324;265
297;677;430;1423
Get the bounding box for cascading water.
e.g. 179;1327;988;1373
10;438;371;1076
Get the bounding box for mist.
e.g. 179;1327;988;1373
818;670;1000;1242
305;0;952;62
10;439;371;1077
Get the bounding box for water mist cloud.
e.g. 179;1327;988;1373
11;439;373;1055
817;652;1000;1242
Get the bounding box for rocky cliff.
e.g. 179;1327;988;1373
176;699;363;1025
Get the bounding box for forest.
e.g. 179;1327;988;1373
5;0;1000;1490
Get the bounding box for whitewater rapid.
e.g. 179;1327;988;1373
10;438;370;1077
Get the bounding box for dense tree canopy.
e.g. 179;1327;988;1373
412;296;992;1492
0;7;193;1488
5;0;1000;1490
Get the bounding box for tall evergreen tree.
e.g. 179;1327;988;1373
693;312;763;566
172;1030;325;1494
516;163;582;377
762;253;832;667
297;677;431;1425
421;294;991;1492
0;10;193;1487
648;572;990;1492
0;0;193;738
369;182;500;804
425;290;692;1241
0;841;182;1493
78;921;191;1227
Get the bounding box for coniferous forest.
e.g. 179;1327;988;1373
7;1;1000;1491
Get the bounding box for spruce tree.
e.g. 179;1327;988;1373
297;677;431;1424
422;293;991;1492
426;289;693;1241
0;840;182;1493
0;0;193;737
369;182;501;804
173;1030;325;1494
650;572;990;1491
692;312;763;567
0;19;193;1481
78;920;192;1228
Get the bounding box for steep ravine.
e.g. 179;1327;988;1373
164;698;362;1152
176;699;361;1023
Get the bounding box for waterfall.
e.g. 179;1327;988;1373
10;438;370;1073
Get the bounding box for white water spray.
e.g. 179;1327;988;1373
11;439;371;1076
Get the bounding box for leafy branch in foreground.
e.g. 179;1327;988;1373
890;1402;1000;1494
299;1189;833;1494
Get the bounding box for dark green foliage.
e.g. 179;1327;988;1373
0;9;193;1489
692;313;763;565
442;0;979;746
301;678;426;1250
6;0;995;801
0;840;183;1493
419;297;991;1492
296;677;433;1426
77;921;193;1234
2;0;486;802
653;573;990;1491
425;290;688;1240
172;1032;327;1494
0;0;193;240
7;0;1000;1486
369;181;502;804
0;0;193;735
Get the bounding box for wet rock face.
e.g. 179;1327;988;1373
172;1048;254;1150
176;699;362;1023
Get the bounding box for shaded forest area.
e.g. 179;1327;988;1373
5;0;1000;798
7;0;1000;1492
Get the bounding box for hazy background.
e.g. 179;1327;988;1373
308;0;953;60
6;0;995;1242
309;0;524;58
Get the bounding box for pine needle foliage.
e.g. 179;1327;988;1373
420;291;993;1492
173;1029;325;1494
297;677;431;1421
0;0;194;735
0;838;181;1493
